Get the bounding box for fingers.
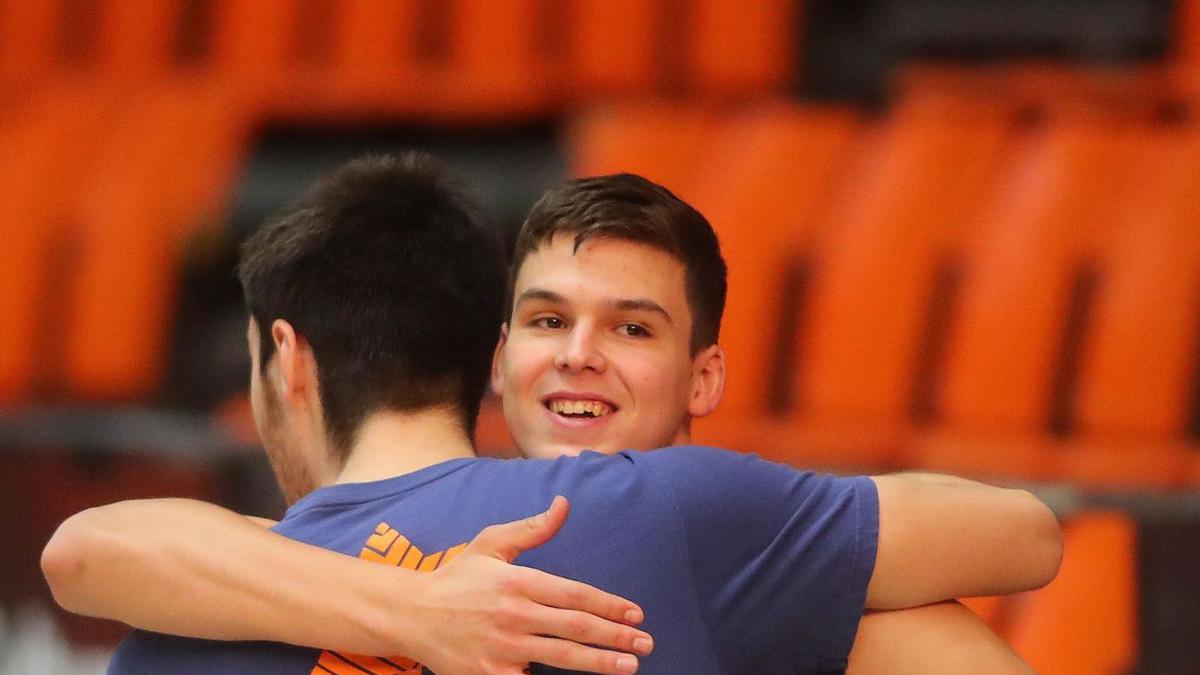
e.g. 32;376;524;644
523;568;645;626
468;496;570;563
526;605;653;658
524;635;643;675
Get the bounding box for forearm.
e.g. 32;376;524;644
867;473;1063;608
42;499;414;654
847;601;1032;674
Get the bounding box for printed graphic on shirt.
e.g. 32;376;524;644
310;524;468;675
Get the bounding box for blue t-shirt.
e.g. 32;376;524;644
109;446;878;674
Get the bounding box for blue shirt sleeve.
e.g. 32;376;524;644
636;446;879;671
107;631;321;674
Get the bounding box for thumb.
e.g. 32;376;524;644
468;496;570;563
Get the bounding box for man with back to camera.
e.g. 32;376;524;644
44;156;1060;673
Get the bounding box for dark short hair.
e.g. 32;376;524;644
239;153;506;459
510;174;727;352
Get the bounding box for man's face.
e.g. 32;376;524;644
493;234;716;459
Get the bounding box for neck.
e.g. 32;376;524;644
335;407;476;485
670;421;691;447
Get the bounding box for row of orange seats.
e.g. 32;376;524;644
0;0;797;406
0;0;798;121
571;68;1200;490
0;80;254;405
6;64;1200;494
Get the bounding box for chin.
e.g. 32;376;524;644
521;442;589;460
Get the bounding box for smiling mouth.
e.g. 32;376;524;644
544;398;616;419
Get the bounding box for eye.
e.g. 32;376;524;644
532;316;565;330
619;323;651;338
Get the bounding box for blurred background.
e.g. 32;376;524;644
2;0;1199;672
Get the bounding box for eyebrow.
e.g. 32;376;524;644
611;298;673;324
515;287;567;308
515;287;673;324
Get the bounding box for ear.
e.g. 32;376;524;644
490;323;509;397
687;344;725;418
271;319;315;400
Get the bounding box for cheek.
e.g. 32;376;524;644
623;352;695;406
502;338;553;396
622;356;676;401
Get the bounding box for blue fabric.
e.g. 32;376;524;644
109;446;878;674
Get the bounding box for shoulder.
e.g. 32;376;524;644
629;445;807;490
625;444;755;471
631;446;879;535
537;446;759;498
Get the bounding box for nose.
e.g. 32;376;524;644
554;324;606;373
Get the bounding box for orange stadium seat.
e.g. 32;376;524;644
1055;124;1200;489
0;83;117;405
207;0;406;116
687;0;795;95
688;105;862;463
1177;0;1200;77
699;88;1021;472
436;0;557;118
206;0;560;121
91;0;182;83
568;0;797;98
912;115;1159;481
694;103;859;420
782;88;1014;471
62;82;253;401
12;0;801;123
326;1;424;100
207;0;294;87
1007;511;1138;675
568;101;724;196
0;0;62;88
567;0;660;96
1;0;185;86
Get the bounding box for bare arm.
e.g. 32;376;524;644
866;473;1063;609
244;515;279;528
848;602;1033;674
42;497;652;675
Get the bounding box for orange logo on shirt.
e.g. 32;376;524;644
310;524;467;675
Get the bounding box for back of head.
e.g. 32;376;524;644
239;153;506;458
510;173;727;352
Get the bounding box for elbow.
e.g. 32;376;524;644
42;508;106;615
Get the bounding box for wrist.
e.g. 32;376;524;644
351;564;429;658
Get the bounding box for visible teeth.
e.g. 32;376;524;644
549;399;612;417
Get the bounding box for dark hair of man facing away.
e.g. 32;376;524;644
510;173;728;353
238;153;507;462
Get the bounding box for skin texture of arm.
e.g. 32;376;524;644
41;497;652;675
847;602;1034;674
866;473;1063;610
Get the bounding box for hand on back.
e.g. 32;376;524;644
412;497;653;675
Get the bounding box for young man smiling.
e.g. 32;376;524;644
44;166;1058;673
495;175;728;459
